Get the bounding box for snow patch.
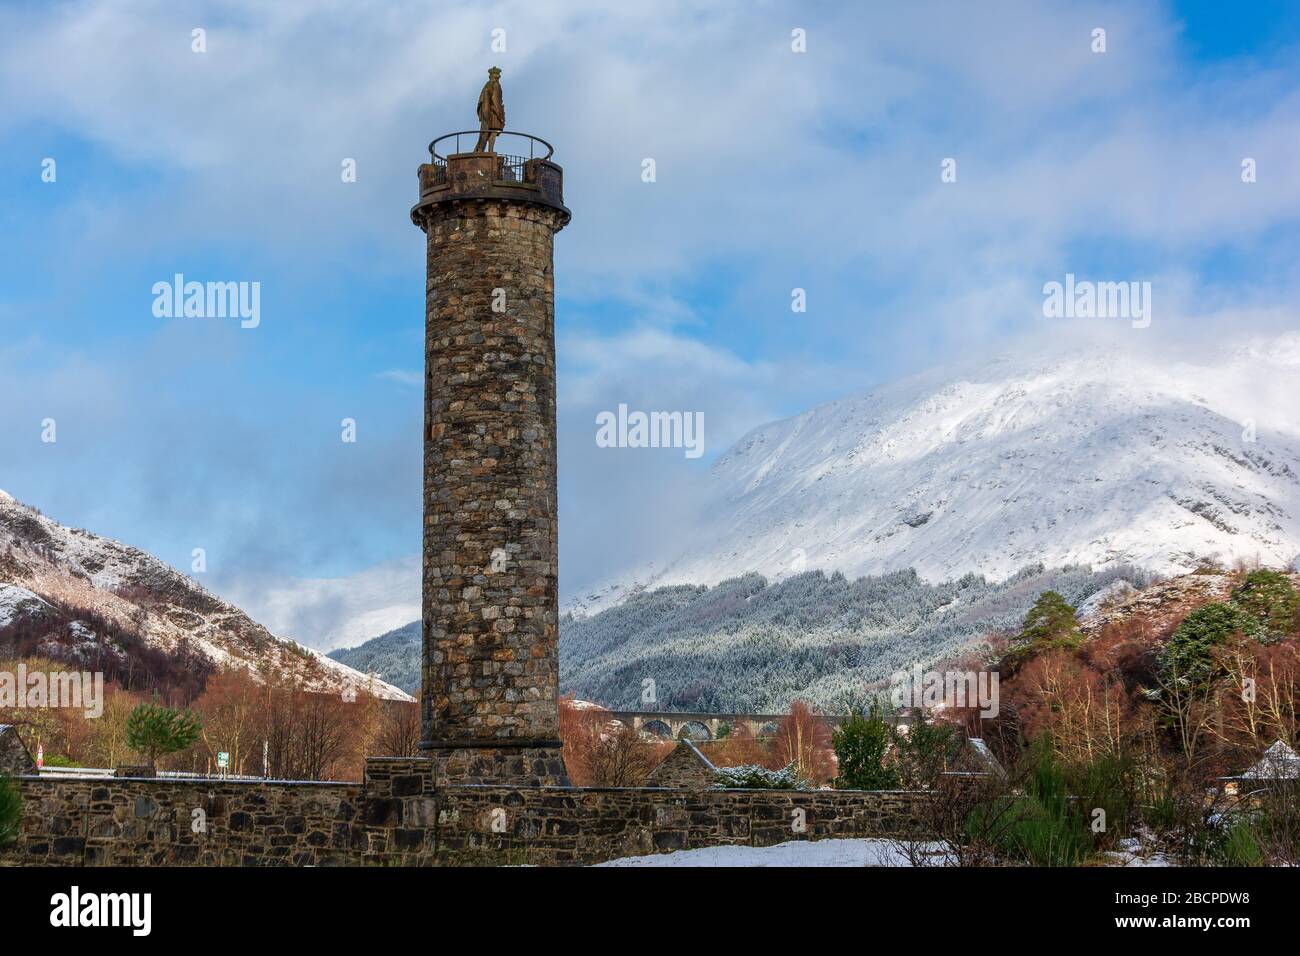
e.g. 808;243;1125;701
0;583;54;628
596;838;953;867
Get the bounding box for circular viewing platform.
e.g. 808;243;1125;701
412;130;569;227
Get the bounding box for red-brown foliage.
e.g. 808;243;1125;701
559;696;664;786
769;699;836;785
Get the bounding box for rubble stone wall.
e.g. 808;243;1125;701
5;758;930;867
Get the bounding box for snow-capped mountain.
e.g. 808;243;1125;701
573;335;1300;610
0;488;412;701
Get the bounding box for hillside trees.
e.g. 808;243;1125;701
560;565;1146;712
374;700;422;757
262;685;358;781
1016;649;1133;763
0;651;413;780
1209;639;1300;765
193;670;264;775
1229;569;1300;640
1156;602;1261;761
703;720;769;768
1019;591;1081;647
1159;603;1260;690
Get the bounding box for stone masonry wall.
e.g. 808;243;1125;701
5;758;932;867
418;200;567;752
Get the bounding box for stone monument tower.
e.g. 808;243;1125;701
411;74;571;787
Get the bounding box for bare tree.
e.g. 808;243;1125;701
374;701;421;757
559;698;659;786
769;699;835;785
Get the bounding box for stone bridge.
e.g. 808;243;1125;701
606;710;850;741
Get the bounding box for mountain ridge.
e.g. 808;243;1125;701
0;489;412;702
568;335;1300;615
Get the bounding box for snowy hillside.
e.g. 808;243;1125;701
0;489;411;701
561;564;1146;712
572;336;1300;611
328;619;421;694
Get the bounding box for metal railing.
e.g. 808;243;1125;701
496;153;527;182
36;766;267;781
428;130;554;163
425;151;532;188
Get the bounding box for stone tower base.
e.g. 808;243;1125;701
428;742;569;788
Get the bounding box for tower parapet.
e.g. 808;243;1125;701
412;131;570;226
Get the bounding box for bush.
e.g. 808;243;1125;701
1230;569;1300;640
1139;775;1225;864
126;702;202;767
1064;751;1139;850
1160;602;1260;688
0;776;19;848
1214;819;1264;866
974;741;1094;866
893;714;958;790
1217;782;1300;865
713;762;808;790
833;703;899;790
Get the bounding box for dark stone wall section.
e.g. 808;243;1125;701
0;724;36;775
6;758;931;867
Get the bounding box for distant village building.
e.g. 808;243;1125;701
645;739;717;790
959;738;1006;778
1221;740;1300;796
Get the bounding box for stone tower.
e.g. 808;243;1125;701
411;122;571;787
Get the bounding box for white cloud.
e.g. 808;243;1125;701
4;0;1300;638
376;369;421;387
216;554;421;653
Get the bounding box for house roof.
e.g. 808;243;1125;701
967;738;1005;776
680;738;717;771
1239;740;1300;780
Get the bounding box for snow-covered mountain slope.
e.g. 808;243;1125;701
328;619;420;695
573;335;1300;609
0;489;411;701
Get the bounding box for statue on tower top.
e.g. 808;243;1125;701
474;67;505;153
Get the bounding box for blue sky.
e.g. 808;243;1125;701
1;0;1297;648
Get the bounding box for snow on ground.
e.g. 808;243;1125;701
1106;837;1173;867
596;838;953;867
600;837;1175;867
0;582;53;628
